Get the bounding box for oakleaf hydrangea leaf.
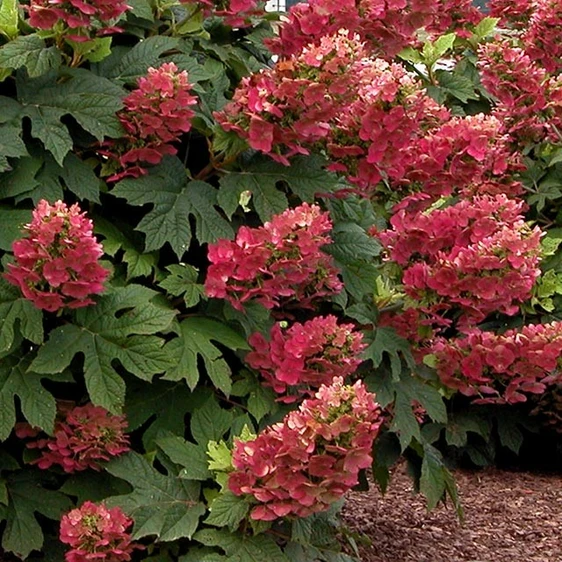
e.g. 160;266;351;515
0;354;56;441
165;317;249;394
29;285;177;413
105;452;206;542
0;278;43;354
111;156;233;258
2;470;71;559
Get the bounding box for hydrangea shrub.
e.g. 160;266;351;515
1;0;562;560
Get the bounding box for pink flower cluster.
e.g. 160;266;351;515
430;322;562;404
267;0;481;60
478;40;562;148
205;203;342;310
379;194;543;324
28;0;130;40
102;63;197;182
246;315;366;402
488;0;534;29
523;0;562;75
216;31;370;166
401;114;521;198
216;30;446;191
60;501;141;562
5;200;109;312
179;0;263;27
15;403;130;473
228;378;383;520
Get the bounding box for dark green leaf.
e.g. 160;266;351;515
0;354;55;440
156;435;211;481
363;327;415;380
106;452;205;542
2;470;71;559
194;529;289;562
30;285;176;413
165;317;248;394
0;35;60;77
112;157;233;257
159;264;204;308
190;396;233;445
95;36;180;83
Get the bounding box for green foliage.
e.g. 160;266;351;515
2;1;559;560
30;285;177;412
105;452;206;541
112;157;233;257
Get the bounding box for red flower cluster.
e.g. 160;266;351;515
267;0;480;59
179;0;263;27
523;0;562;75
431;322;562;404
205;203;342;310
5;200;109;312
325;57;447;192
16;403;130;473
488;0;534;29
379;194;543;324
102;63;197;181
478;40;560;147
228;378;383;520
217;31;446;191
216;30;370;166
246;315;365;402
60;501;141;562
28;0;130;40
401;114;520;198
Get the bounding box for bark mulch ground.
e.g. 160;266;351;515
342;465;562;562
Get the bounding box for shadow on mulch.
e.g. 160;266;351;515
342;465;562;562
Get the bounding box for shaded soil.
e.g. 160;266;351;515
342;466;562;562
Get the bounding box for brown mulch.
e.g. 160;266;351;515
342;465;562;562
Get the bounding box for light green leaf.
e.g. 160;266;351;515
472;17;499;40
66;37;112;63
112;157;233;257
106;452;206;542
0;0;18;40
30;285;177;413
207;440;232;472
2;471;71;559
156;435;211;481
194;529;289;562
0;354;56;441
0;278;43;353
165;317;248;394
205;491;250;531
